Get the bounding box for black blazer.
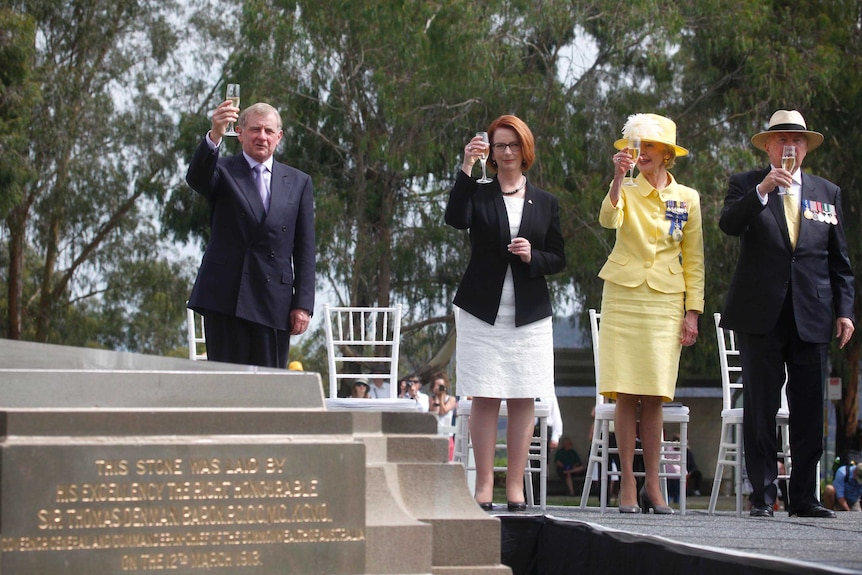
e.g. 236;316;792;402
186;138;316;331
719;167;854;342
445;171;566;326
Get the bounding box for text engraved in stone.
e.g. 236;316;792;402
2;454;365;572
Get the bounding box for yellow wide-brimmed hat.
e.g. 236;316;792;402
614;113;689;156
750;110;824;152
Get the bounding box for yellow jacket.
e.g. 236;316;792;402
598;173;705;313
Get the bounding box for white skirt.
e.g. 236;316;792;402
454;270;555;399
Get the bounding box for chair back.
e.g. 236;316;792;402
186;307;207;361
713;313;742;411
323;304;402;399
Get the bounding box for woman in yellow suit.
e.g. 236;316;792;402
598;114;704;514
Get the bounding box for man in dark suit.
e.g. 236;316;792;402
186;99;315;368
720;110;855;518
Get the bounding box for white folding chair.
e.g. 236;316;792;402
709;313;792;516
452;398;550;511
579;308;689;514
323;304;402;399
186;306;207;361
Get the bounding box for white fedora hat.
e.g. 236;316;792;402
751;110;824;151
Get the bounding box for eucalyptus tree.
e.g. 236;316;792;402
0;0;216;352
668;0;862;455
169;1;537;374
164;0;690;376
0;8;40;339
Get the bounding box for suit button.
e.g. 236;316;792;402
282;226;287;232
269;252;275;259
644;262;652;269
266;276;271;283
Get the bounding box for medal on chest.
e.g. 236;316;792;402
665;200;688;242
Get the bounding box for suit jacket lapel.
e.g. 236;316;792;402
267;161;296;218
491;181;511;258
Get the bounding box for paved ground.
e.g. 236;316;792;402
513;500;862;574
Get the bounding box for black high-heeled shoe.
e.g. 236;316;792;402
639;487;674;515
507;501;527;512
478;502;494;511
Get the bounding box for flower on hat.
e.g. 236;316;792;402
621;114;663;141
614;113;689;156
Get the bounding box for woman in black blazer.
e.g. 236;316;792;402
445;115;565;511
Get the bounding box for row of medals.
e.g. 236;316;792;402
802;199;838;225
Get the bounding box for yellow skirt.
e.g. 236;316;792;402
598;281;684;402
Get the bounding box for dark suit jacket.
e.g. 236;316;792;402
445;171;566;326
719;167;854;342
186;138;316;331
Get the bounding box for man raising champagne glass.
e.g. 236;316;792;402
185;94;316;368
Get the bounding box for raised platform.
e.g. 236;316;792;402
496;505;862;574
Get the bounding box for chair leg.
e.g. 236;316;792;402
599;420;610;513
708;422;730;515
734;422;743;517
579;420;602;510
679;422;687;515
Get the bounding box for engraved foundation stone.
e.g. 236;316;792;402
0;339;510;575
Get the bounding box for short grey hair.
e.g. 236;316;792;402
239;103;282;130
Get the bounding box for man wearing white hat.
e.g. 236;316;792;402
720;110;855;519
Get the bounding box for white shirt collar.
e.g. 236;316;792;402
243;152;273;172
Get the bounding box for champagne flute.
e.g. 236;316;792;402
623;136;641;187
476;131;492;184
778;145;796;195
225;84;240;137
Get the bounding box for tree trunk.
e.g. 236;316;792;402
5;204;28;339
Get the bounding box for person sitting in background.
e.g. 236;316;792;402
350;378;370;398
824;463;862;512
368;368;391;399
666;433;704;502
555;436;587;496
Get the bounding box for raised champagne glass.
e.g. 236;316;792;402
476;131;492;184
225;84;240;137
777;145;796;195
623;136;641;187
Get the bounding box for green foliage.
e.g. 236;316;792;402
4;0;860;450
1;0;218;353
0;9;39;220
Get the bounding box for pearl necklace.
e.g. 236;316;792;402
501;176;526;196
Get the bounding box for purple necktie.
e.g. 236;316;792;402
254;164;270;213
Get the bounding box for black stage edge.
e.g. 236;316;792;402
501;515;849;575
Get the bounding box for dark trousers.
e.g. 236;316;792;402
737;292;826;511
203;311;290;369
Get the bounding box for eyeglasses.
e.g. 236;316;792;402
492;142;521;152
